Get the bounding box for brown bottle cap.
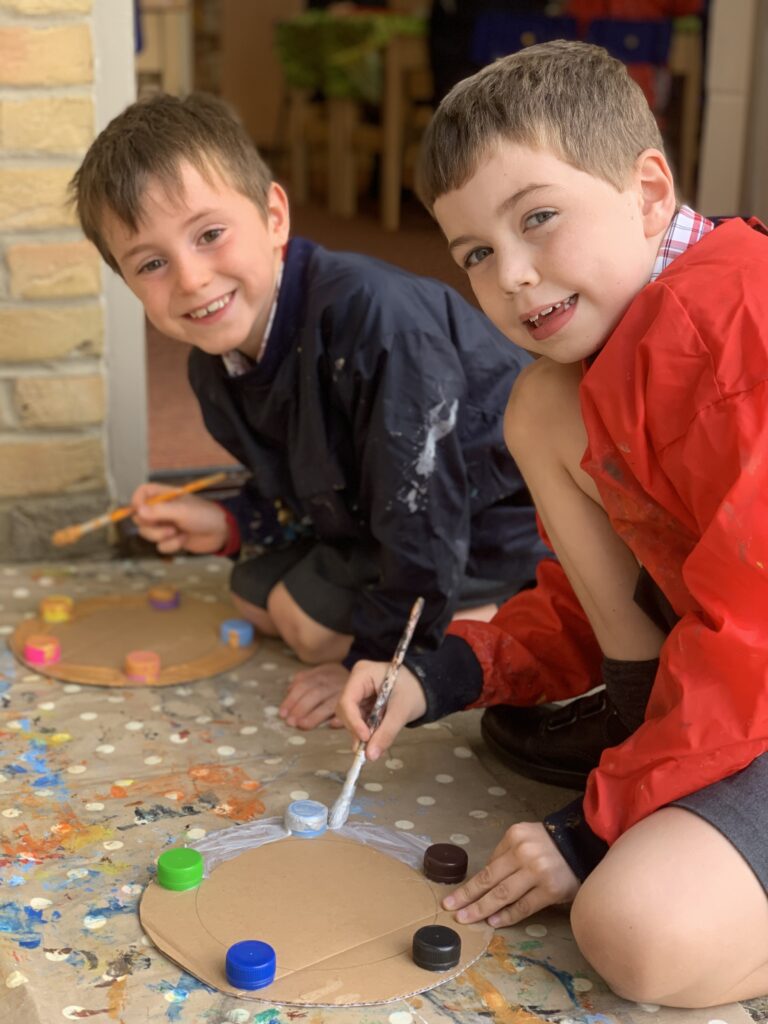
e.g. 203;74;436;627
423;842;468;884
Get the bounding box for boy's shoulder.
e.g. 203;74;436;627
660;216;768;294
296;238;442;295
619;217;768;338
596;217;768;411
280;237;520;365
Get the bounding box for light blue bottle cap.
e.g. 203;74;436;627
225;939;276;990
219;619;255;648
284;799;328;837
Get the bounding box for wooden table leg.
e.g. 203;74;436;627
328;97;359;218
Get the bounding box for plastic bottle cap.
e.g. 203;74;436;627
147;585;180;610
423;843;469;884
412;924;462;972
219;618;255;648
124;650;161;683
284;799;328;837
24;634;61;666
225;940;276;990
156;847;204;891
40;595;74;623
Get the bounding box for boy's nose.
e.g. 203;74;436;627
175;255;211;295
497;251;539;294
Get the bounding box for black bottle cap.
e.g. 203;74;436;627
412;924;462;972
423;843;468;884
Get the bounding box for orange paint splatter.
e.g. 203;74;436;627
107;976;127;1019
1;816;113;864
485;933;517;972
464;967;541;1024
213;794;265;821
94;763;265;822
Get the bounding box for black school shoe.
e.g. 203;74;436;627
480;690;631;790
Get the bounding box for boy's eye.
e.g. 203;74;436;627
524;209;556;230
200;227;224;245
463;246;492;269
138;258;165;274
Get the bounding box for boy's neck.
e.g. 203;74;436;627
222;261;284;376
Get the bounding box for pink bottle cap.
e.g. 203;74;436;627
24;634;62;666
124;649;161;683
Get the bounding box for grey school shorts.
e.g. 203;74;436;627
229;539;523;634
674;752;768;893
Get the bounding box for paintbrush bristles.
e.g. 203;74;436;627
51;525;86;547
328;596;425;830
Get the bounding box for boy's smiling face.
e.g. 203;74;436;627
433;141;674;363
102;162;289;360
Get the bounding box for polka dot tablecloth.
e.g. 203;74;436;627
0;559;754;1024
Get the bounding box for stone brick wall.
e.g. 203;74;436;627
0;0;110;560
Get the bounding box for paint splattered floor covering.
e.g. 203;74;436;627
0;558;759;1024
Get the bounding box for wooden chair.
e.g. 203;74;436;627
285;30;433;229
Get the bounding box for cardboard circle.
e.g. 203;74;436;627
140;833;492;1006
10;591;257;687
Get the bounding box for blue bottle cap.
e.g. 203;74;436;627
284;799;328;837
225;939;276;990
219;618;255;648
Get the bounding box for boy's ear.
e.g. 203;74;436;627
266;181;290;247
635;149;676;238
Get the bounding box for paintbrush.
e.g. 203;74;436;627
328;596;425;830
51;471;229;548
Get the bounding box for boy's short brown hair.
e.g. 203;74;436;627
417;39;666;209
71;92;273;272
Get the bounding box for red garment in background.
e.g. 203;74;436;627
566;0;702;18
448;218;768;845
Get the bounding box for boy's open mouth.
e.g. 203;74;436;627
186;291;235;320
523;293;577;331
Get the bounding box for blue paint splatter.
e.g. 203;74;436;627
42;867;99;893
148;974;214;1021
83;895;134;925
253;1010;282;1024
0;901;48;949
510;953;581;1005
2;740;69;800
5;876;26;888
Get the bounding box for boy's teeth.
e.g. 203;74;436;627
527;295;575;327
189;294;231;319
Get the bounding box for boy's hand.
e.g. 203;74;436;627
337;661;427;760
279;662;349;731
442;822;580;927
131;483;228;555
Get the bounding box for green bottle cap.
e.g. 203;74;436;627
156;847;204;891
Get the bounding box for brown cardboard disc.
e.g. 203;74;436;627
10;590;257;687
140;833;492;1005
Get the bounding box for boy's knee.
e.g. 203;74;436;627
278;618;340;664
230;593;278;636
571;875;688;1005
